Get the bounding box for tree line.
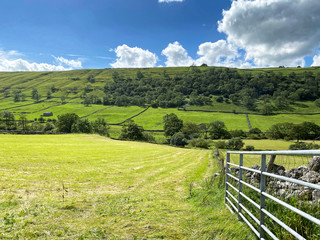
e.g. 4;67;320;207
0;111;109;136
101;68;320;111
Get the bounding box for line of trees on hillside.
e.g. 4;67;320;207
101;68;320;111
0;112;109;136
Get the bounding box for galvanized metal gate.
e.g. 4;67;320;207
225;150;320;240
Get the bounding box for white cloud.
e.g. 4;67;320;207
312;54;320;67
162;41;194;67
159;0;184;3
0;50;74;71
161;40;253;68
53;56;82;68
218;0;320;67
195;40;240;66
110;44;158;68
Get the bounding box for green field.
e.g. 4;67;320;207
0;134;253;239
221;139;320;169
1;67;320;132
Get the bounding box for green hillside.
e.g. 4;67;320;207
1;66;320;132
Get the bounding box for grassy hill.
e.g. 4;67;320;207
1;66;320;133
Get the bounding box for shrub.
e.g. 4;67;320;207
181;122;201;139
244;145;255;151
170;132;187;147
44;122;55;132
214;140;227;149
289;142;320;150
93;118;109;136
29;122;44;132
142;132;155;143
229;129;246;138
119;120;144;141
227;137;244;150
57;113;79;133
71;119;93;133
188;138;210;149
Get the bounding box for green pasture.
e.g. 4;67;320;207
219;139;320;170
0;134;252;239
134;108;249;130
249;114;320;131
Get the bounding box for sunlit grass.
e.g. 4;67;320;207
0;134;253;239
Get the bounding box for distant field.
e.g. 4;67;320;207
0;134;252;239
134;107;250;130
222;139;320;169
249;114;320;131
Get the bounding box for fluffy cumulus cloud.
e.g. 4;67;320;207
159;0;184;3
218;0;320;67
195;40;239;66
0;49;81;71
312;54;320;66
161;41;194;67
161;41;251;68
110;44;158;68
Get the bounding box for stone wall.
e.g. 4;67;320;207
233;156;320;202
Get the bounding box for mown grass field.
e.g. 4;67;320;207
0;134;253;239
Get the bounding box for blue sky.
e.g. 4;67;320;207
1;0;320;71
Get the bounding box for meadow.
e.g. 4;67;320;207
0;134;253;239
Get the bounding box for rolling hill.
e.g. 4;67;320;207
1;66;320;132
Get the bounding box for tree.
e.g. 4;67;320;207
289;122;320;141
83;97;91;107
4;90;10;98
21;94;26;101
2;111;16;130
136;70;144;80
71;119;93;133
170;132;187;147
51;85;57;93
87;75;96;83
93;118;109;136
227;137;244;150
47;90;52;99
229;129;246;138
181;122;201;139
60;95;67;104
208;121;231;139
216;96;224;103
31;88;41;102
57;113;79;133
266;122;294;139
43;122;55;132
261;103;274;115
163;113;183;137
18;115;28;130
13;91;21;102
119;120;144;141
